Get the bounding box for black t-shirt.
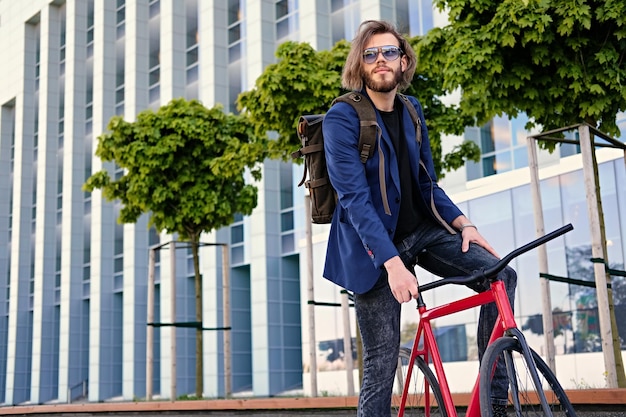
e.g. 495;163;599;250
379;99;427;243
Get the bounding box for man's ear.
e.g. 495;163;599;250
401;56;407;72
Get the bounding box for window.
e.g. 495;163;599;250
279;163;295;254
149;1;160;108
331;0;359;44
275;0;298;41
407;0;434;36
185;0;198;99
231;213;245;265
115;1;125;114
228;0;243;113
466;115;531;180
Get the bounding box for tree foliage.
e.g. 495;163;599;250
84;98;268;398
84;98;267;242
419;0;626;138
404;37;481;176
238;40;479;179
238;41;348;159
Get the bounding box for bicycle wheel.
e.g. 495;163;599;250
392;346;448;417
479;337;577;417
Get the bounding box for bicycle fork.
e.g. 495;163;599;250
503;328;556;417
491;280;557;416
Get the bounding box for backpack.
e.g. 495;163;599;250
292;91;421;224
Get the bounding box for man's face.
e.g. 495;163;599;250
360;33;406;93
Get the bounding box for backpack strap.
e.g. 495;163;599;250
332;92;380;163
329;92;424;218
397;93;422;146
331;92;391;216
334;92;422;153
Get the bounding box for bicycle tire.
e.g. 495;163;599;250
392;346;449;417
479;337;577;417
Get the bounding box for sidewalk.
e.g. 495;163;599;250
1;389;625;416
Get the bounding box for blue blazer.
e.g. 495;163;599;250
322;92;463;294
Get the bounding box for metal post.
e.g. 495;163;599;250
341;291;355;395
305;194;318;396
526;136;556;372
146;248;155;400
222;244;232;398
170;241;177;400
578;124;617;388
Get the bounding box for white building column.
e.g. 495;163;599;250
0;102;14;404
157;0;198;398
244;0;275;86
198;0;228;107
244;1;298;396
159;0;186;102
198;0;228;397
89;0;117;402
360;0;395;21
58;0;88;403
299;0;331;50
30;3;61;404
5;16;38;406
122;0;150;400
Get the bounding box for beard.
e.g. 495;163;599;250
362;65;403;93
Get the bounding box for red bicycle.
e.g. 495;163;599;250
393;224;577;417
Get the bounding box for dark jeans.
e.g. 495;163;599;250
354;221;517;417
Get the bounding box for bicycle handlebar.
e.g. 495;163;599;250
418;223;574;293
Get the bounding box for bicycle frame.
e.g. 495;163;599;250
396;224;574;417
398;279;514;417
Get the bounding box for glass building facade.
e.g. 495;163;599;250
0;0;624;405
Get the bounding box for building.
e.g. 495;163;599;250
0;0;624;406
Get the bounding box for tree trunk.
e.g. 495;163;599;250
192;237;204;397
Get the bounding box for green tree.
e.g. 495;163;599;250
84;98;268;398
418;0;626;386
404;37;480;177
238;40;479;179
418;0;626;138
237;41;348;159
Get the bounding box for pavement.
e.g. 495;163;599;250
8;406;626;417
2;391;625;417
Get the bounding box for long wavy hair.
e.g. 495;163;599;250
342;20;416;92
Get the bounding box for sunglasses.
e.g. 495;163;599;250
362;45;403;64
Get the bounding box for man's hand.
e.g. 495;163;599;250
452;216;500;258
460;226;499;258
384;256;419;303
